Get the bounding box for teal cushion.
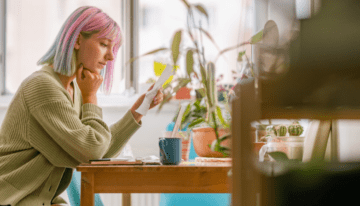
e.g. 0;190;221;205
67;170;104;206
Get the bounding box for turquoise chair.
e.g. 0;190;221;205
67;170;104;206
159;122;231;206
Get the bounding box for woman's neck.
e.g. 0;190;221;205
50;65;76;91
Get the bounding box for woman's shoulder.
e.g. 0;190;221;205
20;70;68;106
21;70;57;87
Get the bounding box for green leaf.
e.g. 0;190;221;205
186;50;194;78
237;50;246;62
126;47;168;65
219;133;231;142
215;42;250;62
156;92;173;113
210;139;220;152
195;88;206;99
171;30;182;65
189;118;205;128
194;4;208;20
182;104;192;122
200;64;207;86
249;30;263;44
172;78;191;94
216;106;229;128
218;42;249;57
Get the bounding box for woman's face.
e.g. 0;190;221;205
74;32;115;75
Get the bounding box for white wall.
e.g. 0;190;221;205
102;104;177;158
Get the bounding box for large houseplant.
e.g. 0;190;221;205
129;0;263;157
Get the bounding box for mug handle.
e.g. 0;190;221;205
159;138;168;162
259;145;268;162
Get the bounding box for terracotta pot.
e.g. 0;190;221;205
175;87;191;99
181;139;191;161
192;127;230;157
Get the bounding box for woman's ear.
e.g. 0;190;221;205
74;34;81;50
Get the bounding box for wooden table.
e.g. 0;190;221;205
76;162;231;206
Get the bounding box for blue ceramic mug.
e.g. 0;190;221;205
159;137;182;165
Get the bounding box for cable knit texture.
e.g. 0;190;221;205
0;66;141;206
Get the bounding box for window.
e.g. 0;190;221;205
1;0;257;100
3;0;125;95
138;0;248;93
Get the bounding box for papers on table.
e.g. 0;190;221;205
89;155;161;165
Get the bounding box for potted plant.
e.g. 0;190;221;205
128;0;263;157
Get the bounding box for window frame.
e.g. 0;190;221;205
0;0;6;95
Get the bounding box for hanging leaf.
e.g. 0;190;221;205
194;4;208;20
217;42;249;58
186;50;194;78
180;0;191;10
237;50;246;62
249;29;263;44
172;78;191;94
171;30;182;65
156;92;173;113
126;47;169;65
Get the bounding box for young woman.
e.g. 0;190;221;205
0;6;163;206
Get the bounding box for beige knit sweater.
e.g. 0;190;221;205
0;66;141;205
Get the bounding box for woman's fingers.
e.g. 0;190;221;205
76;64;103;98
147;83;155;92
82;69;93;79
152;88;164;105
76;64;84;80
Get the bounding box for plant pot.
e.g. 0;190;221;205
175;87;191;100
192;127;230;158
181;139;191;161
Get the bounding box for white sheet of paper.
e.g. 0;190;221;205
135;64;174;116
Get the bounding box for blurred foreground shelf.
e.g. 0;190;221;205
231;1;360;205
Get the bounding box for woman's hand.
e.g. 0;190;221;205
76;64;103;104
130;83;164;123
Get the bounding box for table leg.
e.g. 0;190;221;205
122;193;131;206
81;172;94;206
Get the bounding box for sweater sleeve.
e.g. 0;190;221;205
23;75;111;166
102;110;142;158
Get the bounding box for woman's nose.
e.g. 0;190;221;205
106;50;115;61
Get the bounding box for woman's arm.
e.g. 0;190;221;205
102;85;164;158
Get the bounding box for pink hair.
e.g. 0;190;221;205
38;6;122;94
